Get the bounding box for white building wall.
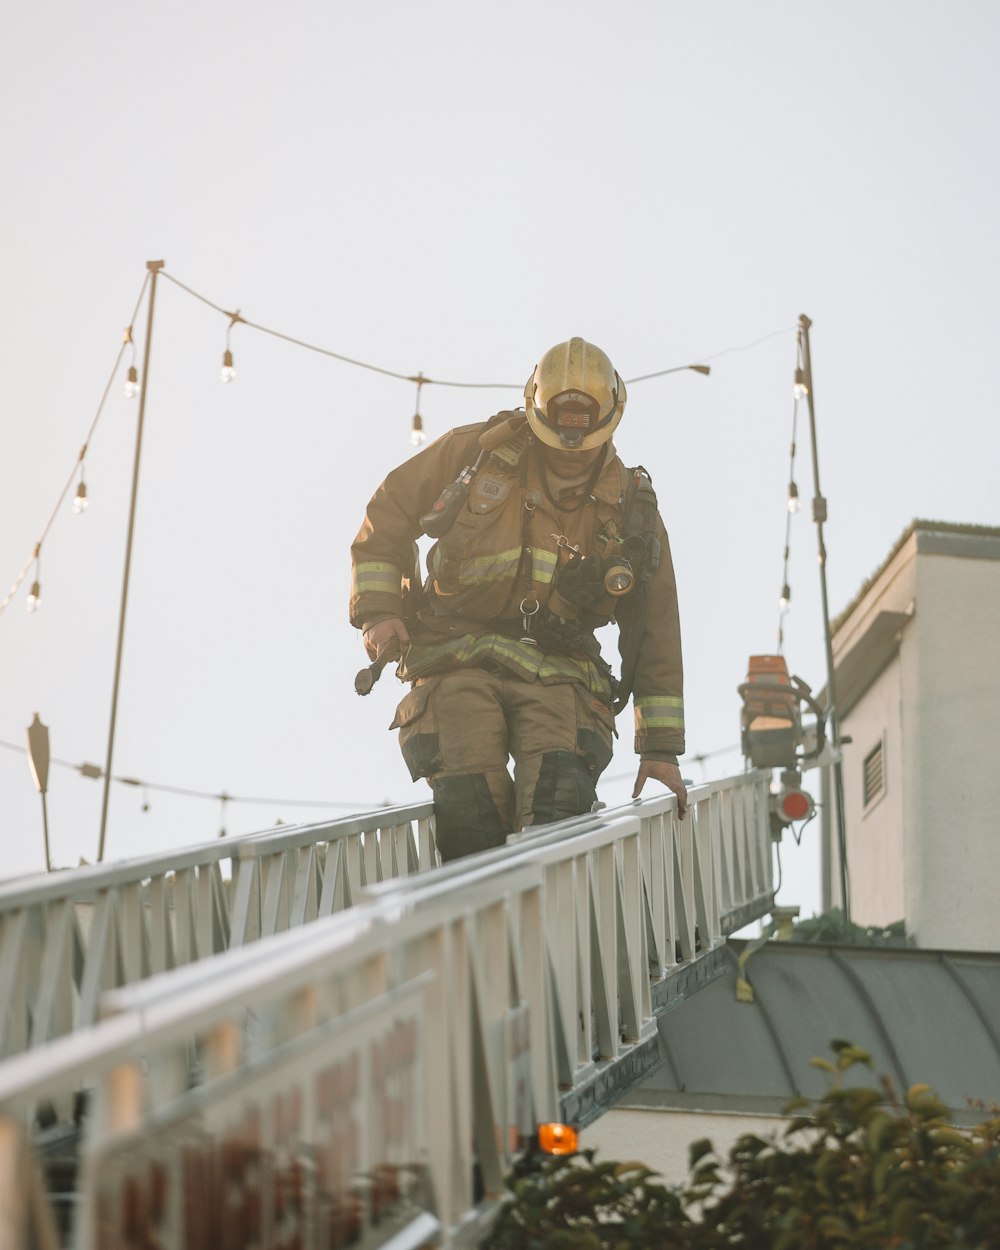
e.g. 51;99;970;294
840;657;905;927
826;535;917;918
906;552;1000;950
584;1107;786;1185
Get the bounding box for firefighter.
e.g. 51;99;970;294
350;337;686;862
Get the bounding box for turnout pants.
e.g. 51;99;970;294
390;666;615;862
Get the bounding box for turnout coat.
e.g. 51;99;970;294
350;414;685;758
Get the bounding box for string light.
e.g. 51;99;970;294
787;481;800;514
25;545;41;613
779;582;791;614
793;367;809;401
72;444;88;514
220;309;242;383
0;271;152;623
410;372;427;446
123;327;139;398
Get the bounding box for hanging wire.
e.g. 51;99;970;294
160;270;519;390
0;736;397;810
0;271;152;621
626;326;795;383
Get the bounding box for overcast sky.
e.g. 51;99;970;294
1;1;997;920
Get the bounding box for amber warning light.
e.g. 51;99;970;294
538;1122;579;1156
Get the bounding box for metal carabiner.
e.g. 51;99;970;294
519;596;540;645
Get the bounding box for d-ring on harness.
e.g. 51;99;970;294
519;597;540;645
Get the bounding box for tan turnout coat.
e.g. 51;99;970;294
350;416;685;757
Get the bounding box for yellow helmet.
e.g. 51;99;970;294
524;337;627;451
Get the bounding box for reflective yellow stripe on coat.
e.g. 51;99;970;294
444;546;558;588
351;561;403;598
634;695;685;732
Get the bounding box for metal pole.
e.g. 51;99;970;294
97;260;165;862
799;314;850;922
40;793;51;873
26;712;52;872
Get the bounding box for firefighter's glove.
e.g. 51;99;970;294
362;617;410;663
553;555;611;629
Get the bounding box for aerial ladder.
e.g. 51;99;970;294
0;674;823;1249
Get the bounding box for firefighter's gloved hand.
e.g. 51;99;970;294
633;760;688;818
363;617;410;663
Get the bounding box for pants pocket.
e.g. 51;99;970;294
390;680;442;781
574;687;615;777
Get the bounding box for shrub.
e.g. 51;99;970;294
486;1043;1000;1249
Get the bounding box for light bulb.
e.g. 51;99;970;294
787;482;800;514
26;580;41;613
779;583;791;613
73;482;88;514
410;413;426;447
124;365;139;399
793;368;809;401
220;349;236;383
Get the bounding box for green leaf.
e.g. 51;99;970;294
907;1092;949;1121
833;1043;873;1071
927;1127;970;1151
890;1197;921;1236
906;1082;933;1101
866;1112;900;1153
688;1137;715;1168
816;1213;851;1238
692;1163;721;1185
871;1158;895;1199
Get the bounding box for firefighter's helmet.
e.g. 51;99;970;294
524;337;626;450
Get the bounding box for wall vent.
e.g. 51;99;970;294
863;740;885;807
